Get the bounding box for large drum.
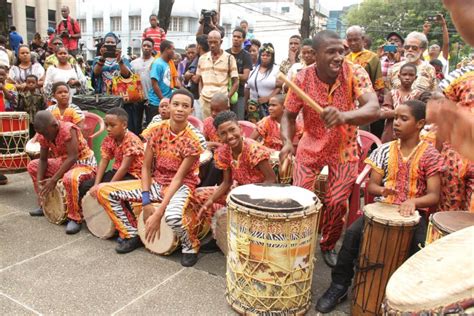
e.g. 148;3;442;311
25;137;41;159
352;203;420;316
43;181;67;225
0;112;30;172
269;151;293;184
383;226;474;315
82;192;116;239
426;211;474;245
226;183;322;315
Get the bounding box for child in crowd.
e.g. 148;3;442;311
0;65;17;111
96;89;207;267
380;63;420;143
141;98;170;140
17;74;45;137
46;82;84;127
316;100;441;313
79;108;144;203
27;111;96;234
250;94;302;151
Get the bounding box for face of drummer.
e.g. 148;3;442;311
314;37;345;82
268;97;284;120
105;114;127;139
217;120;242;149
169;93;193;124
53;84;70;107
393;103;425;140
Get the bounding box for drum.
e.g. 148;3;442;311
313;166;329;200
269;151;293;184
212;207;228;256
383;226;474;315
0;112;30;172
0;131;28;155
25;137;41;159
0;111;29;132
136;203;210;255
226;183;322;315
198;149;213;182
426;211;474;245
352;203;420;316
82;192;116;239
0;152;29;172
43;181;68;225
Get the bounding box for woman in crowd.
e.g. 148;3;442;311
248;39;261;68
7;45;45;92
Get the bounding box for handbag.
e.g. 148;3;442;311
227;55;238;105
110;73;145;104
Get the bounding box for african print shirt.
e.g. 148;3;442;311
101;130;144;179
285;62;374;166
0;83;17;111
387;60;436;93
347;50;384;91
255;116;303;151
147;120;206;189
439;62;474;110
214;137;271;185
203;117;220;143
365;139;441;206
279;56;301;76
47;103;84;125
18;89;45;123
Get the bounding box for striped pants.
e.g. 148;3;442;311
293;160;358;252
27;157;96;222
97;180;200;253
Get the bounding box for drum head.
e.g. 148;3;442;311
137;207;178;255
82;193;115;239
199;150;212;165
43;183;67;225
432;211;474;234
363;202;420;226
26;139;41;156
228;183;318;213
385;226;474;312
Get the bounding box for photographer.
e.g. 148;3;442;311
423;13;450;76
378;32;405;87
55;6;81;57
196;9;225;38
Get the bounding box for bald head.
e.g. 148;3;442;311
346;25;364;36
61;6;70;18
208;30;222;40
207;30;222;54
34;111;57;132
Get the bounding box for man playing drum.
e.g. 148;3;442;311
280;30;380;267
316;100;442;313
27;111;96;234
96;89;207;267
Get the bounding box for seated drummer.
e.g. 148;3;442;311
316;100;442;313
78;107;144;203
27;111;96;234
96;89;207;267
46;82;84;128
249;94;303;151
195;111;276;252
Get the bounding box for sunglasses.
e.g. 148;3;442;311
403;45;419;51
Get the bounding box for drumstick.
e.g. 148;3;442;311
278;73;347;136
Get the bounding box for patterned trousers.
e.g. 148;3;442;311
293;159;358;252
27;157;96;222
96;180;200;253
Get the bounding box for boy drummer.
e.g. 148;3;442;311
96;89;207;267
316;100;442;313
27;111;96;234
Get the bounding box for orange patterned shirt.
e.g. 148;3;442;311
47;104;84;125
255;116;303;151
101;131;144;179
203;117;220;143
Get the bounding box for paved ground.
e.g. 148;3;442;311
0;172;350;315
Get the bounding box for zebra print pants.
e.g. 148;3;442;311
97;180;199;253
293;160;358;252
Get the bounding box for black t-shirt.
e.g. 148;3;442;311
225;48;253;96
186;56;200;100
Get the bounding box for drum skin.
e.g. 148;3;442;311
43;182;67;225
425;211;474;245
137;206;179;255
82;192;116;239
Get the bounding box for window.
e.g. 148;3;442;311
78;19;87;33
110;17;121;32
262;7;271;15
281;7;290;13
48;10;56;29
129;16;141;31
93;18;103;34
169;17;184;32
25;6;36;42
7;3;12;27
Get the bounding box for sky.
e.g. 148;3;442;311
319;0;360;11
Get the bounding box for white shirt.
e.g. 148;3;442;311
246;64;279;100
43;64;86;102
131;56;154;99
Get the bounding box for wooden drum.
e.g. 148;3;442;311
0;112;30;172
82;192;116;239
425;211;474;245
43;181;67;225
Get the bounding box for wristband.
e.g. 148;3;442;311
142;191;151;206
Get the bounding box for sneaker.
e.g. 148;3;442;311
200;239;220;254
29;207;44;216
315;283;348;313
181;253;198;267
322;249;338;268
65;220;82;234
115;236;142;254
0;174;7;185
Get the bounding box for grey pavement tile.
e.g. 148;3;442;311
0;294;38;316
0;172;38;214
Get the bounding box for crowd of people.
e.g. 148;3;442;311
1;1;473;314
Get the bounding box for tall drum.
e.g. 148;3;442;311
352;203;420;316
0;112;30;172
383;226;474;315
226;184;322;315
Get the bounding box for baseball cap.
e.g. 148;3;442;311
386;32;404;44
47;27;55;34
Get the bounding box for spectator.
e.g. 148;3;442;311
279;35;301;75
178;44;197;79
7;45;45;92
248;39;261;68
423;14;450;76
429;59;445;83
17;74;45;137
286;38;316;84
186;35;209;119
146;40;177;125
245;43;281;122
173;52;182;69
56;6;81;57
379;32;405;87
196;10;225;38
0;35;14;67
387;31;436;93
47;27;56;47
9;26;23;56
44;37;76;71
30;33;48;65
226;27;253;120
0;64;18;111
142;14;166;54
240;20;255;40
43;46;86;102
196;30;238;118
91;32;132;94
129;38;155;135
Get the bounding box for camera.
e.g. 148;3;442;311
103;44;116;58
201;9;217;25
427;15;437;22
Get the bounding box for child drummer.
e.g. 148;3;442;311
316;99;442;313
195;111;276;252
96;89;207;267
27;111;96;234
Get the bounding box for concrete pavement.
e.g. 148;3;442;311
0;172;350;315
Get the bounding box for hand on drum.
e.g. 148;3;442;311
399;200;416;217
381;187;397;197
39;178;58;200
198;201;213;220
144;204;163;243
321;106;347;129
279;143;294;164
